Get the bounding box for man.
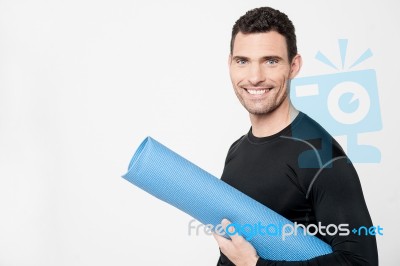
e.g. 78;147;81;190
213;7;378;266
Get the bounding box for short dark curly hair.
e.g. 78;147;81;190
230;7;297;61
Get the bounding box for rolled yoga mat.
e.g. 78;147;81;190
122;137;332;261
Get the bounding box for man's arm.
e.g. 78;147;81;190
215;158;378;266
213;219;259;266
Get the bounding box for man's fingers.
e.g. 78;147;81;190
221;218;231;228
220;218;245;243
221;218;238;239
221;218;234;234
214;219;234;251
213;232;231;250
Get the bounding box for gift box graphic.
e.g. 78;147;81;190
290;39;382;164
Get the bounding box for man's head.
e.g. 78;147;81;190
230;7;297;62
229;7;301;116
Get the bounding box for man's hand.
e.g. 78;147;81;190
213;219;260;266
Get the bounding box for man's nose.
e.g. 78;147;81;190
247;64;266;85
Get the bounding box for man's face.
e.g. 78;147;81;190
229;31;300;115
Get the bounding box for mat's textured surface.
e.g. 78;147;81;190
123;137;332;260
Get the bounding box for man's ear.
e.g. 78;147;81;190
289;54;302;79
228;54;232;66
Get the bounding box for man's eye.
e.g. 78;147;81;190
266;59;278;65
236;59;247;65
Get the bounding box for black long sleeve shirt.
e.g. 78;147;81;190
217;112;378;266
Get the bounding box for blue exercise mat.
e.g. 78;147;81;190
122;137;332;261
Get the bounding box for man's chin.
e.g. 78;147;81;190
242;96;288;116
245;107;274;116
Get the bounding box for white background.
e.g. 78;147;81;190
0;0;399;265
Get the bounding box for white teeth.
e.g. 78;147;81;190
247;89;269;95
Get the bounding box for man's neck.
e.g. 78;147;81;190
250;100;299;138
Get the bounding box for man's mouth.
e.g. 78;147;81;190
244;88;272;95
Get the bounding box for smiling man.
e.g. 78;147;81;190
213;7;378;266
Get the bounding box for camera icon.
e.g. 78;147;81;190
290;69;382;163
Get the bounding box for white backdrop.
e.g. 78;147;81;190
0;0;398;265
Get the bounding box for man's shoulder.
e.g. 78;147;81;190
293;112;339;143
293;112;347;164
228;134;247;153
294;112;331;136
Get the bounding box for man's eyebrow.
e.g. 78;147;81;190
231;55;285;61
232;55;250;61
261;55;284;61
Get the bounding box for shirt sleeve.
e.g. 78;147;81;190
255;157;378;266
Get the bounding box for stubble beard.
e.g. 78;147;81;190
235;88;289;116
